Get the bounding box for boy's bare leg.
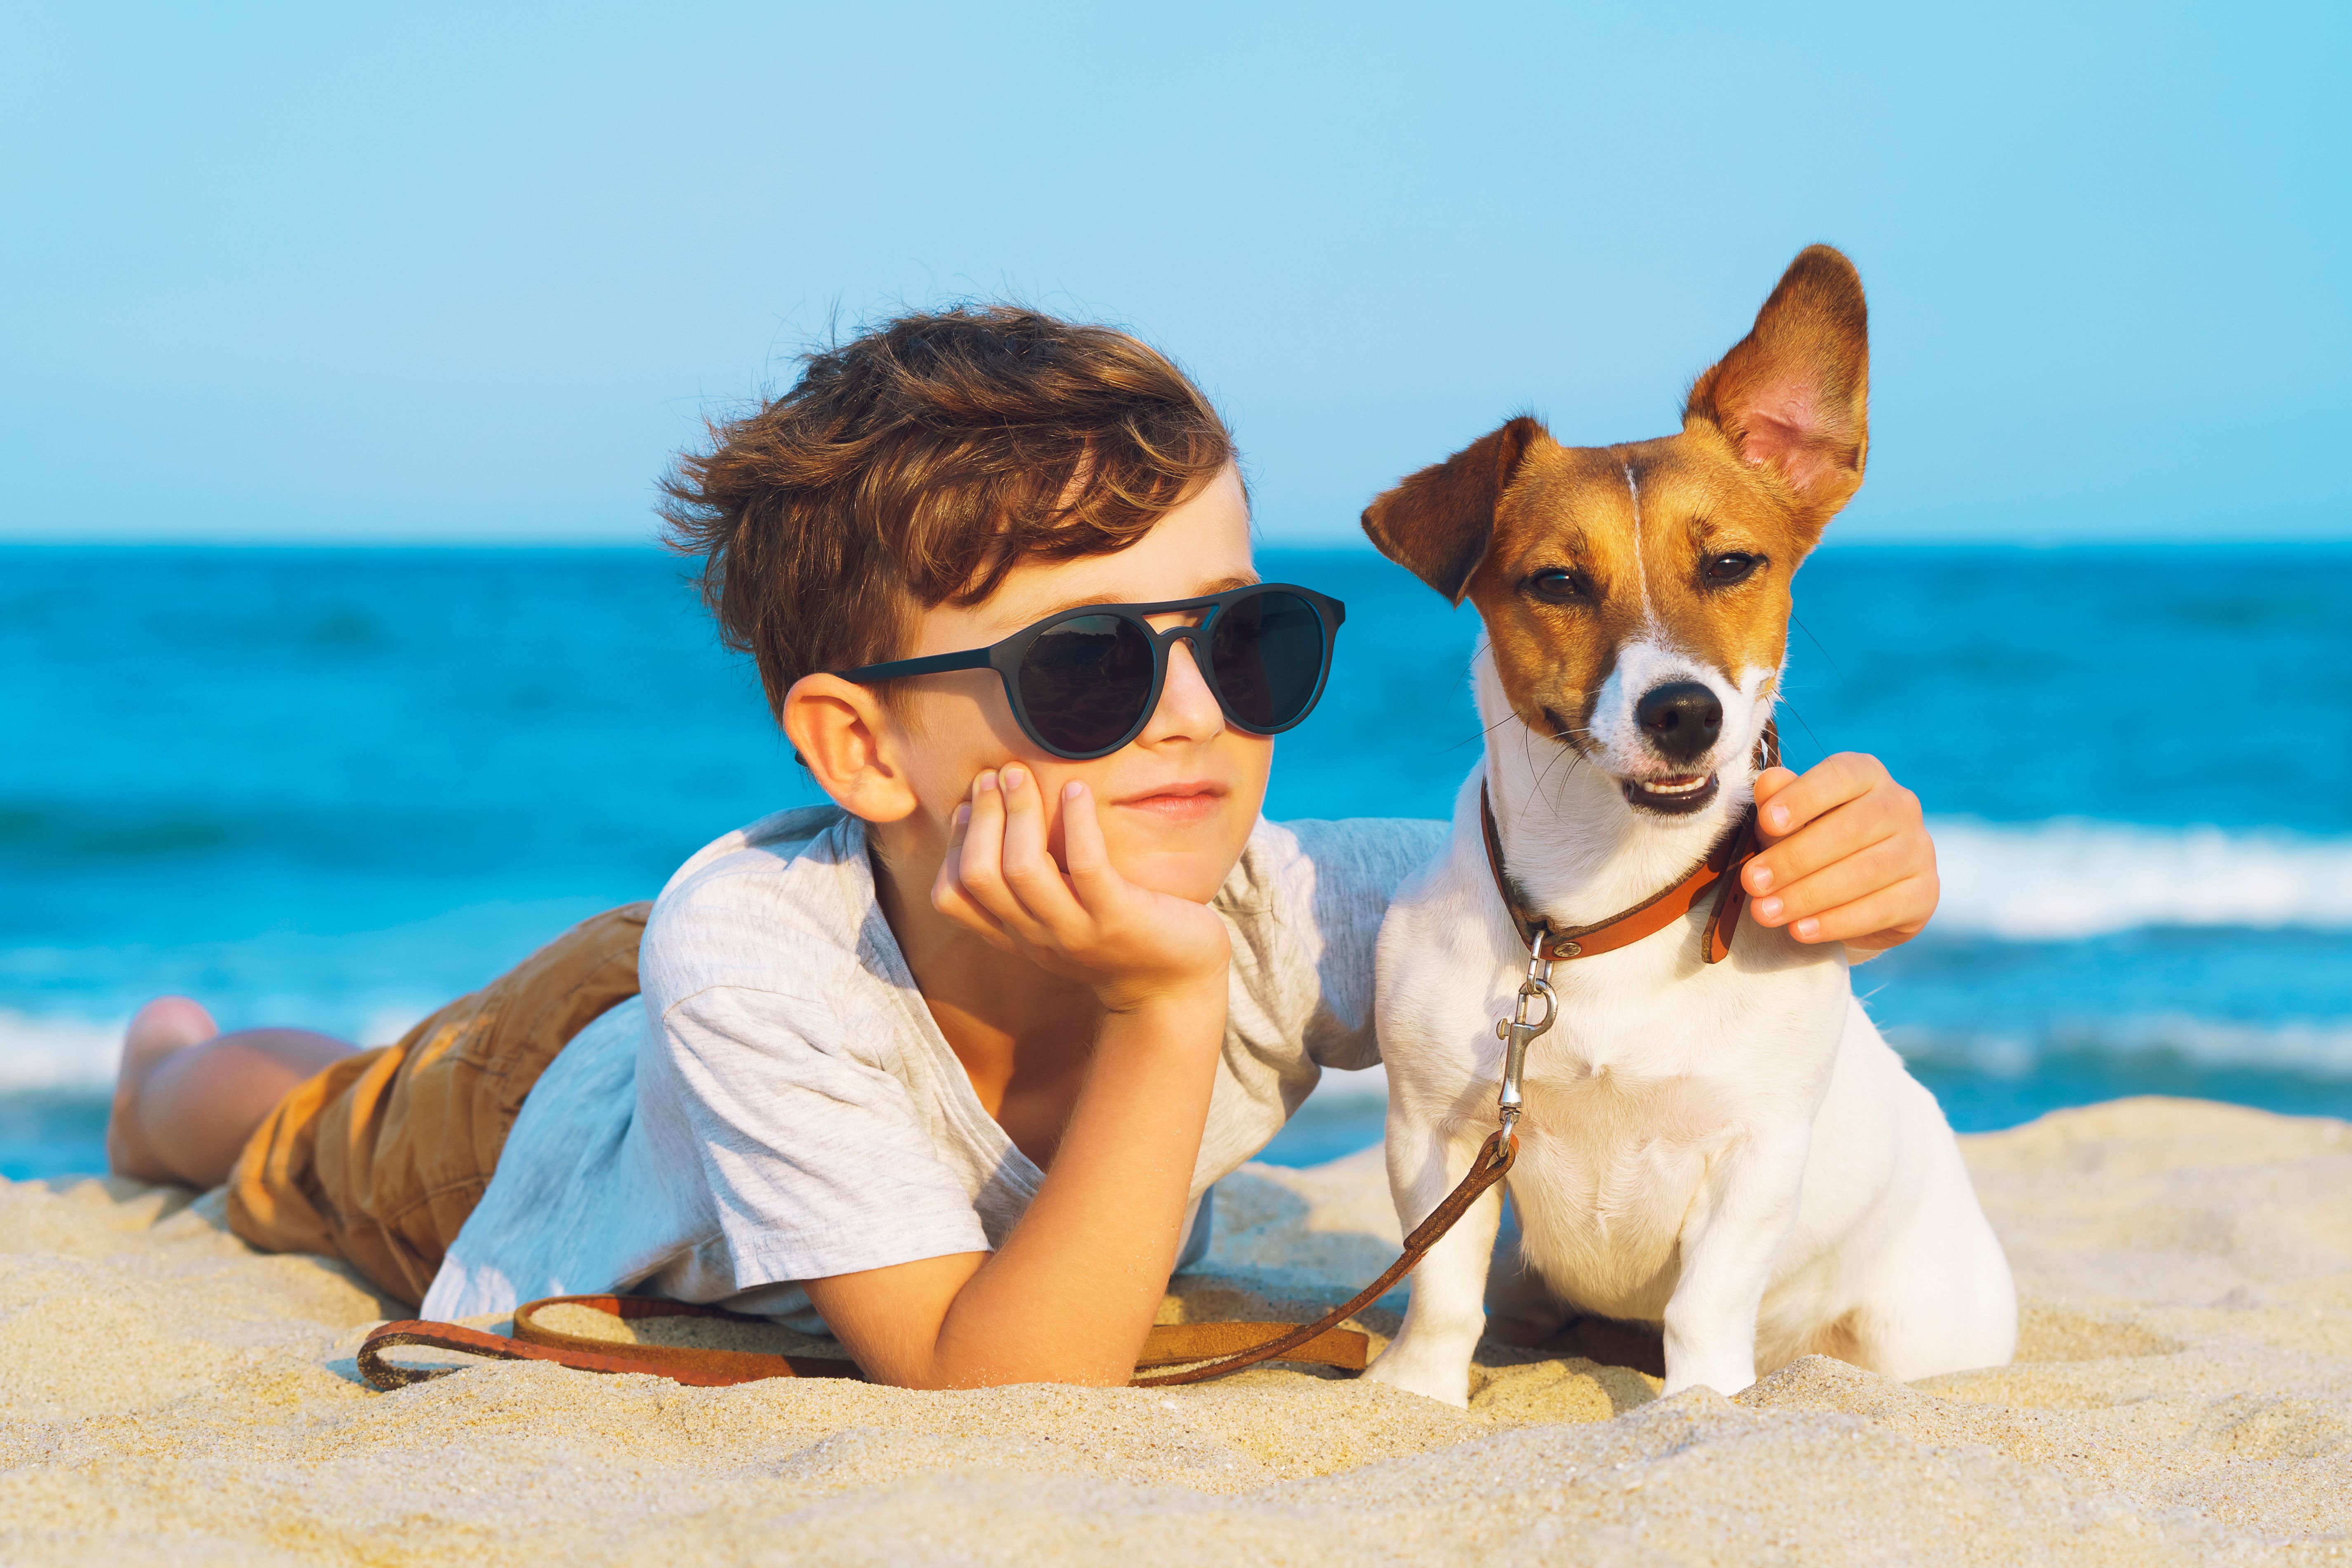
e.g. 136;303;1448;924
106;997;356;1188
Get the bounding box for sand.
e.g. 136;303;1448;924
2;1096;2348;1566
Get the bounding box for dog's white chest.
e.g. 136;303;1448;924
1500;979;1793;1314
1375;813;1854;1322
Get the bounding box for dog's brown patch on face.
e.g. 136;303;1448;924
1466;436;1812;748
1362;245;1871;761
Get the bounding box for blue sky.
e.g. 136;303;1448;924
3;2;2345;545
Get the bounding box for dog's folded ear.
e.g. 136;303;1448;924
1684;245;1870;539
1361;416;1544;604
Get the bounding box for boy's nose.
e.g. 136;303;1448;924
1635;681;1722;764
1141;637;1224;743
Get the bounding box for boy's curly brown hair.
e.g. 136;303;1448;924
659;305;1236;719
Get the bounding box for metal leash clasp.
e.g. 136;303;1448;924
1492;939;1557;1151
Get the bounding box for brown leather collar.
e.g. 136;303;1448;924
1482;723;1778;967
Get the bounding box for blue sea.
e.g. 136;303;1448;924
4;544;2349;1178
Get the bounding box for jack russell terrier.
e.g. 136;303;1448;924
1359;245;2017;1406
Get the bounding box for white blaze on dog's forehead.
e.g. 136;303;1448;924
1621;461;1653;622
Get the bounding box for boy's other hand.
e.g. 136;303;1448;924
1742;752;1938;962
933;765;1231;1011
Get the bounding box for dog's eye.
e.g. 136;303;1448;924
1701;552;1763;588
1526;569;1590;604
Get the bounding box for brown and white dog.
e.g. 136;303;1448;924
1359;246;2016;1405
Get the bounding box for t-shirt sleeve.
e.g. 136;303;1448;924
1272;816;1448;1071
646;982;994;1289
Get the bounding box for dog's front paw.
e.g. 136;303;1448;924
1362;1343;1474;1409
1661;1354;1757;1398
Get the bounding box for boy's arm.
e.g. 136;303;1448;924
1741;752;1939;961
803;986;1221;1387
802;766;1229;1388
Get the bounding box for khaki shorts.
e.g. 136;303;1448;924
224;903;651;1306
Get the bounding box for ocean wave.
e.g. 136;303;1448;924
0;1005;428;1092
1888;1015;2352;1079
1927;818;2352;939
1313;1062;1389;1101
0;1010;123;1092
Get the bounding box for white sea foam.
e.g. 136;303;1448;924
0;1004;428;1094
1928;818;2352;939
1312;1062;1390;1101
0;1009;123;1092
1889;1015;2352;1079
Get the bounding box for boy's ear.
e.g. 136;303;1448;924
1684;244;1870;542
782;675;920;824
1361;416;1544;604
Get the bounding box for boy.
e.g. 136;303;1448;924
106;307;1941;1389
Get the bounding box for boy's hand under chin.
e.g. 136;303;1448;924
805;759;1233;1392
932;764;1232;1012
1742;752;1939;961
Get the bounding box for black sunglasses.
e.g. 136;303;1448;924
832;583;1346;761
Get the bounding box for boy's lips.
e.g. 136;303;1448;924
1112;781;1230;821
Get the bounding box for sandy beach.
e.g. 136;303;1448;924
3;1095;2347;1565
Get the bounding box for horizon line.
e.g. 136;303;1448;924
5;536;2350;553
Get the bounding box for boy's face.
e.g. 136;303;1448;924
893;463;1268;903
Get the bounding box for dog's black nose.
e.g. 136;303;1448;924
1636;682;1722;763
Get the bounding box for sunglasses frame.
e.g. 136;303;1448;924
830;582;1347;761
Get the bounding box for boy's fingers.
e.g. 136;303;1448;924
1753;753;1899;840
950;772;1036;935
933;882;1018;951
934;800;974;891
1745;769;1925;898
955;774;1005;889
1744;790;1920;896
933;805;1017;951
1057;780;1122;911
1779;878;1936;948
1750;833;1924;929
993;765;1088;933
955;771;1068;945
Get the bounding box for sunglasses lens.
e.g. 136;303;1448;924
1015;614;1157;756
1209;590;1328;732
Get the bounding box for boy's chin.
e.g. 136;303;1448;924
1098;792;1259;903
1114;842;1249;906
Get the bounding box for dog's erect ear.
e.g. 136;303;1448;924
1361;417;1543;604
1684;245;1869;537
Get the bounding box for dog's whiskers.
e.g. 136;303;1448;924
1442;705;1538;756
1530;722;1589;816
1774;699;1829;762
1792;613;1840;676
1539;748;1587;823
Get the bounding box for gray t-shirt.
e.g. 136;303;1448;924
421;806;1440;1331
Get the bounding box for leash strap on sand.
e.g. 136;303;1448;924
1130;1126;1517;1387
356;1283;1392;1393
358;1296;866;1389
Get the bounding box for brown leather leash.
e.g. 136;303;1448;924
358;728;1778;1395
356;1147;1518;1393
359;1294;1379;1391
1130;1126;1517;1386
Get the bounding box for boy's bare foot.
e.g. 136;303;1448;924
106;996;219;1182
